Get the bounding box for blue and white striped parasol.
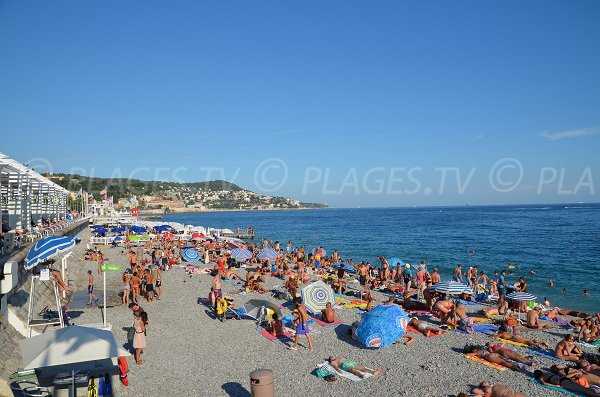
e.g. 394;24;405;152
182;248;200;262
230;247;253;260
505;292;537;302
429;281;472;295
24;236;77;270
257;249;279;260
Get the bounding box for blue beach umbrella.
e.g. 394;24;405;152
130;226;146;234
182;248;201;262
111;227;125;233
25;236;78;270
387;258;405;267
93;228;107;236
355;304;409;348
332;262;357;274
257;249;280;260
91;225;103;229
429;281;472;295
230;248;253;261
300;281;335;315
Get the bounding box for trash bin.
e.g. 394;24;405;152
249;368;274;397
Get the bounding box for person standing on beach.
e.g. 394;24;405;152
152;264;162;299
289;297;313;352
133;311;147;365
497;271;508;307
87;270;98;305
212;271;223;310
453;264;462;282
97;252;104;275
431;267;441;284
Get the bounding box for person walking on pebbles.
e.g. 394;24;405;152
87;270;98;305
289;297;313;352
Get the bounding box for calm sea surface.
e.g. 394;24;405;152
163;205;600;313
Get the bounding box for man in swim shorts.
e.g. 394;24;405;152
289;297;313;352
328;356;383;378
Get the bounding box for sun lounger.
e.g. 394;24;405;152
317;361;374;382
464;354;508;371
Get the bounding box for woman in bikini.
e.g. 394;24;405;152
408;317;445;337
494;330;550;349
534;370;600;397
551;364;600;387
122;273;131;305
579;318;600;343
485;341;538;366
434;299;454;325
463;345;527;372
469;380;527;397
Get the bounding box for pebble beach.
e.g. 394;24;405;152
55;227;600;397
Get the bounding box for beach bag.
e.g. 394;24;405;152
315;366;330;378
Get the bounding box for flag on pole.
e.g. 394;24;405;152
77;187;83;197
88;193;94;203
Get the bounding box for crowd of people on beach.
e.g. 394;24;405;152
82;225;600;395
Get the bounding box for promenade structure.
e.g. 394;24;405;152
0;152;69;232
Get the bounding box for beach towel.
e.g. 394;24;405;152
311;316;344;327
499;339;528;347
456;324;498;334
528;348;565;362
528;379;585;396
317;361;374;382
260;328;292;342
464;354;508;371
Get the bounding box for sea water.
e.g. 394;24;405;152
163;204;600;313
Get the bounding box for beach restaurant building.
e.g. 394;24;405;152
0;152;69;233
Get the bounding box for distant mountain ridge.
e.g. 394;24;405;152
44;173;327;210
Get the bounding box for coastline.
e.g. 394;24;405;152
140;206;327;215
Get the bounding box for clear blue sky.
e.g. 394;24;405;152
1;1;599;207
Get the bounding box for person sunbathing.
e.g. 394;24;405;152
247;279;267;293
327;356;383;378
577;361;600;377
321;302;336;323
485;341;538;366
481;301;508;316
269;313;285;337
526;308;552;329
408;317;445;337
534;370;600;397
579;318;600;343
494;331;550;349
551;364;600;387
467;380;527;397
454;302;474;334
556;334;586;361
463;345;527;372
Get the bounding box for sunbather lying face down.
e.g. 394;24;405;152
470;381;527;397
494;331;550;349
463;345;527;372
327;356;383;379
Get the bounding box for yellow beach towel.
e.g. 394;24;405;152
499;338;528;347
464;354;508;371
